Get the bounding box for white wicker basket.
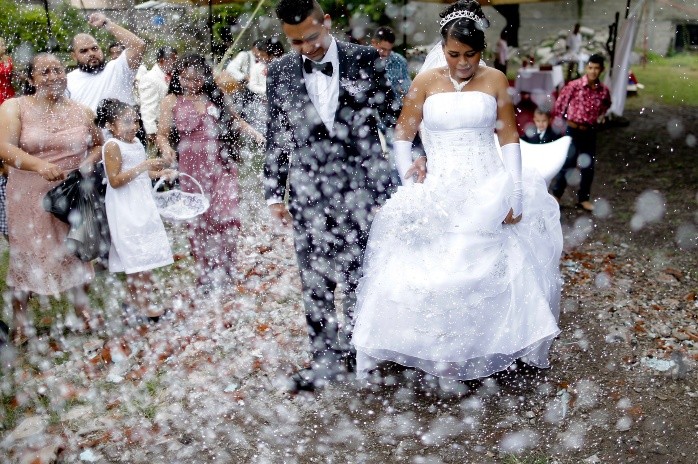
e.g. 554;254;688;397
152;173;210;221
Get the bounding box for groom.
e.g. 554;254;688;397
265;0;398;392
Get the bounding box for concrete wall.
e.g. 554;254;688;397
403;0;698;56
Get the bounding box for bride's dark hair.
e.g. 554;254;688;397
439;0;490;52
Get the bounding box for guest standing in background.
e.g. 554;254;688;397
0;38;14;106
521;108;561;144
67;13;146;112
138;47;178;147
565;23;582;81
494;30;508;75
370;26;411;105
108;42;126;61
552;54;611;212
0;38;15;244
223;40;264;120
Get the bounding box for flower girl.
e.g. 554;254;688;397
96;99;175;323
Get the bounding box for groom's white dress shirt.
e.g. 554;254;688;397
302;38;339;136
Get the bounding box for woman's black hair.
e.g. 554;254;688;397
439;0;490;52
260;37;285;59
95;98;132;128
588;53;605;68
166;54;241;162
168;54;225;112
23;52;59;95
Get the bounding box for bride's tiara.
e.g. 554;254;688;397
439;10;487;30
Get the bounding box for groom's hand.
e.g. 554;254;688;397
405;156;427;184
269;203;292;228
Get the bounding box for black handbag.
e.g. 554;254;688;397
43;169;83;224
44;165;111;261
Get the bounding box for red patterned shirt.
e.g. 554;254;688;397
553;75;611;127
0;56;15;105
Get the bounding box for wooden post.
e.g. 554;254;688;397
209;0;214;62
42;0;52;51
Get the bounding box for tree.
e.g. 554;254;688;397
0;1;89;54
318;0;389;27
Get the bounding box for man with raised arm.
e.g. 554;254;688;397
67;13;146;112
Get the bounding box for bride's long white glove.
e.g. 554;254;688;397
394;140;414;186
501;143;523;218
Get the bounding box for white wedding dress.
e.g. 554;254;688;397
352;91;563;380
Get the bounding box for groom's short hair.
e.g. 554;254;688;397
276;0;324;25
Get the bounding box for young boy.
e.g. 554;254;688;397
522;108;560;144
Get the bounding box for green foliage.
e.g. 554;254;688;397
0;0;90;56
212;3;270;38
318;0;388;26
628;52;698;108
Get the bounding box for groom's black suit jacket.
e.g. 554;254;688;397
264;41;399;234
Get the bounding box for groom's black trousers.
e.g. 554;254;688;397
291;202;371;362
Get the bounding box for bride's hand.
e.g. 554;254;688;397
503;208;522;225
404;156;427;184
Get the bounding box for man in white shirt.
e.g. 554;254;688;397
565;23;583;80
265;0;399;393
107;42;125;61
221;40;264;119
225;40;263;84
138;47;178;145
67;12;146;113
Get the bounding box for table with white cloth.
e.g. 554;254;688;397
514;65;565;95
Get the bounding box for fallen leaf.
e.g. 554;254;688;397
256;323;271;334
663;267;683;281
256;245;272;254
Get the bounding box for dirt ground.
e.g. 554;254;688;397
0;103;696;463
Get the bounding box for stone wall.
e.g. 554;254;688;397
404;0;698;57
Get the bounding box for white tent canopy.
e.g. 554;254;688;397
134;1;184;9
605;0;646;117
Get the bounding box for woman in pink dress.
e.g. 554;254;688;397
157;54;263;289
0;53;103;344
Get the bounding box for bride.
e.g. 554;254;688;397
352;0;563;380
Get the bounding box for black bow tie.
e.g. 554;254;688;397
304;58;333;76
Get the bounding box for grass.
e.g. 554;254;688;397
626;52;698;108
0;147;267;332
0;222;197;333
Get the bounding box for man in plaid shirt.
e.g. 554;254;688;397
552;54;611;212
